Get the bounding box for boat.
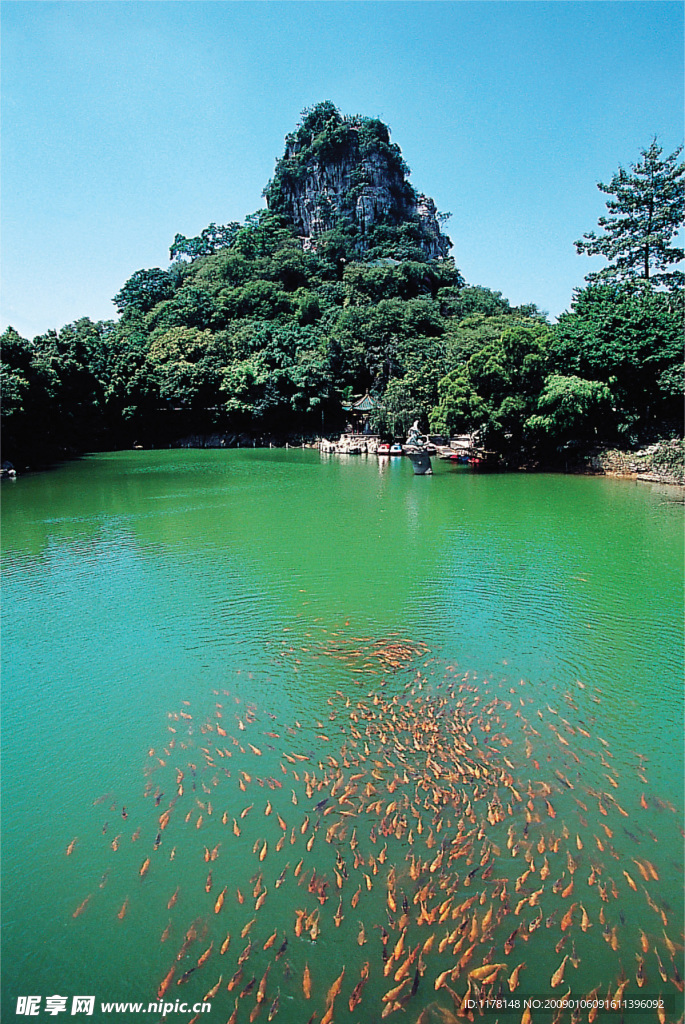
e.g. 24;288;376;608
403;422;433;474
377;443;391;455
389;443;403;456
467;451;499;470
405;449;433;475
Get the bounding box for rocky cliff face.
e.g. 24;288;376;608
264;103;451;260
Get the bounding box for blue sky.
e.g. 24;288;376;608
2;1;683;338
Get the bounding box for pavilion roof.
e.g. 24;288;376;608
343;392;376;412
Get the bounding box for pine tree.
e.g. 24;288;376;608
575;139;684;290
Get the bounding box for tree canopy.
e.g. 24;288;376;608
575;140;684;290
2;124;683;469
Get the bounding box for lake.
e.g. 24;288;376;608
2;450;683;1023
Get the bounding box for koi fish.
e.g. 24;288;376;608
163;884;178;909
551;954;569;988
214;886;227;914
157;964;176;999
240;977;256;999
325;966;345;1009
203;975;223;1001
623;870;638;891
227;968;244;991
508;963;525;991
197;942;213;968
72;895;91;918
382;978;410;1003
256;964;271;1003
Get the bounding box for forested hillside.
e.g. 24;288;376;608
2;105;683;469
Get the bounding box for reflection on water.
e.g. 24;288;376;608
1;451;682;1021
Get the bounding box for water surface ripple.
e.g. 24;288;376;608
2;451;682;1020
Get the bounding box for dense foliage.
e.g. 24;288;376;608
2;114;683;469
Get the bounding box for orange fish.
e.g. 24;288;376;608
382;978;410;1004
256;964;271;1003
348;965;370;1012
157;964;176;999
228;968;244;991
66;838;77;856
551;954;569;988
214;886;227;914
139;857;150;877
508;963;525;992
197;942;213;968
117;897;129;920
303;962;312;999
325;966;345;1009
204;975;223;1001
72;895;91;918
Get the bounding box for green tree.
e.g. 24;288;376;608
575;140;684;289
526;374;613;447
170;222;241;262
429;320;552;451
552;283;684;439
1;327;60;461
113;268;177;315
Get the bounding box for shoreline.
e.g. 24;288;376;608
5;436;684;492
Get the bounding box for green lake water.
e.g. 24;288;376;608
2;450;683;1023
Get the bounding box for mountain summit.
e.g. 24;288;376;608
264;102;451;261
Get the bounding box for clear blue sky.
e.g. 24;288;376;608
2;1;683;338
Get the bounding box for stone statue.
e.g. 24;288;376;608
406;421;425;448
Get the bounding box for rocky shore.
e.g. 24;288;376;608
587;438;685;486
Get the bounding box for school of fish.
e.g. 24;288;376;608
64;630;684;1023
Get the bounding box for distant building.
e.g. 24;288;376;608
342;393;377;434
